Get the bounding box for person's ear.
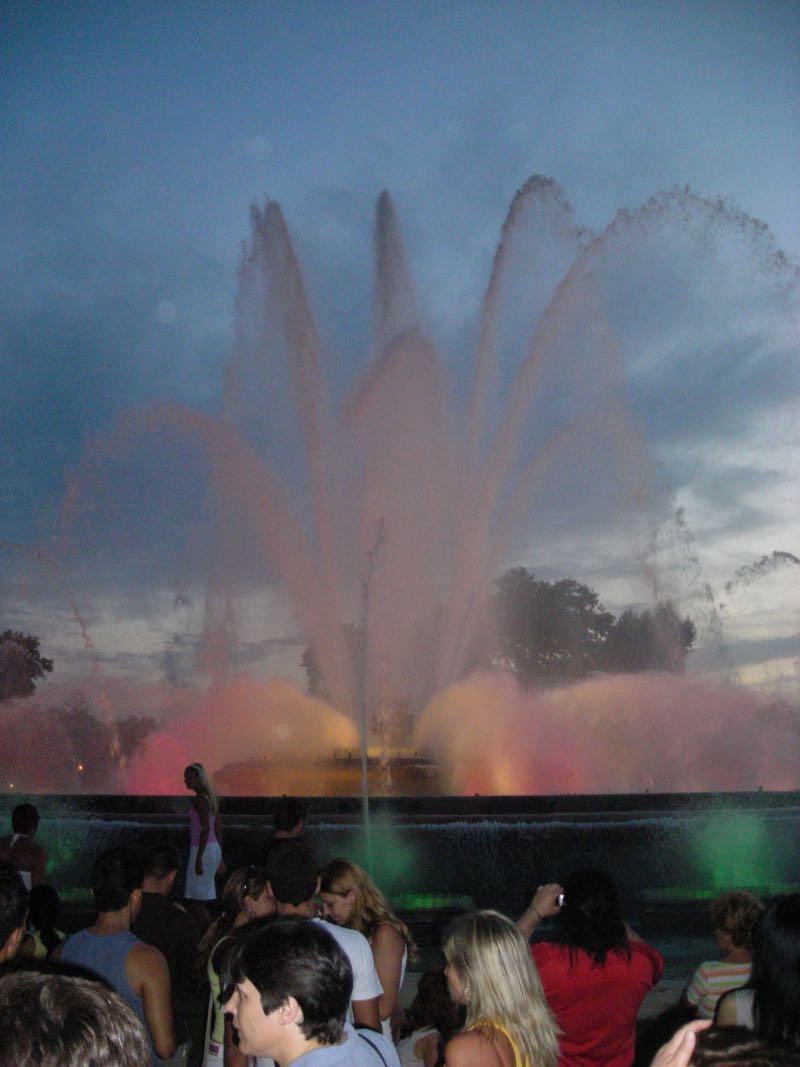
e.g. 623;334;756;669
281;996;303;1027
165;869;177;892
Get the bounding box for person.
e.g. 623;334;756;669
442;909;559;1067
131;844;202;1066
19;883;64;958
184;763;224;930
0;802;46;889
320;858;416;1040
196;864;276;1067
715;894;800;1053
56;846;176;1064
266;842;383;1032
396;969;463;1067
0;969;152;1067
272;797;309;842
683;891;763;1019
517;869;664;1067
0;860;28;964
221;916;400;1067
649;1020;800;1067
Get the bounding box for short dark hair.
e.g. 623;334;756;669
141;843;181;880
0;970;150;1067
223;917;352;1045
90;849;142;912
273;796;309;834
11;804;39;835
266;842;317;906
0;862;28;948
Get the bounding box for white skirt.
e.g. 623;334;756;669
184;842;222;900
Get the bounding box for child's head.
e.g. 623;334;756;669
11;804;39;836
407;970;462;1036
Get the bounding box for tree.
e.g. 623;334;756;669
603;601;695;673
494;568;615;685
0;630;54;701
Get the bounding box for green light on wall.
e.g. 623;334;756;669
695;812;781;893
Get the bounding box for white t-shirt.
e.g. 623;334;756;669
313;918;383;1009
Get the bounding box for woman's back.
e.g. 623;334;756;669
532;939;663;1067
446;1022;521;1067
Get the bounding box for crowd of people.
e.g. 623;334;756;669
0;776;797;1067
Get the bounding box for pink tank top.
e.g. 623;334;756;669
189;806;217;846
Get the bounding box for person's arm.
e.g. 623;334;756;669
714;991;739;1028
371;923;405;1024
650;1021;711;1067
195;797;210;876
352;995;381;1032
132;942;177;1061
516;883;563;941
418;1032;443;1067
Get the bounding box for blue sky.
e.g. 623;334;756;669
1;1;798;707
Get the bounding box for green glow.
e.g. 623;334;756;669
695;811;782;893
392;892;474;910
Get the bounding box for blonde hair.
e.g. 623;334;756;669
185;762;219;814
319;858;416;956
443;910;559;1067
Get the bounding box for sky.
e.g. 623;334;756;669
1;0;799;725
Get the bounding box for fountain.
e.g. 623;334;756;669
1;176;798;800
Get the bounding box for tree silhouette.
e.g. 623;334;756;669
0;630;54;701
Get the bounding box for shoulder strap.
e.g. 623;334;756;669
357;1030;389;1067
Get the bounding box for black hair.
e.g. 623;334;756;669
551;867;630;966
141;843;181;881
273;796;309;834
11;804;39;835
0;970;150;1067
266;842;317;906
27;885;62;955
749;894;800;1051
222;917;353;1045
0;861;28;948
89;849;142;913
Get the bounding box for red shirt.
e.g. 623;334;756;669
531;940;664;1067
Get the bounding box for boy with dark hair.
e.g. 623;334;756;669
132;843;201;1065
265;843;382;1031
222;918;399;1067
0;802;46;888
56;847;176;1063
0;861;28;963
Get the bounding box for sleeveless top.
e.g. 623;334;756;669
61;929;146;1030
189;806;218;846
468;1019;527;1067
397;1027;438;1067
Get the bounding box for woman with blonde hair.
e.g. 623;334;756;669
319;857;416;1040
442;910;559;1067
196;865;275;1067
183;762;223;929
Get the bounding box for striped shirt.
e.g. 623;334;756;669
686;959;751;1018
